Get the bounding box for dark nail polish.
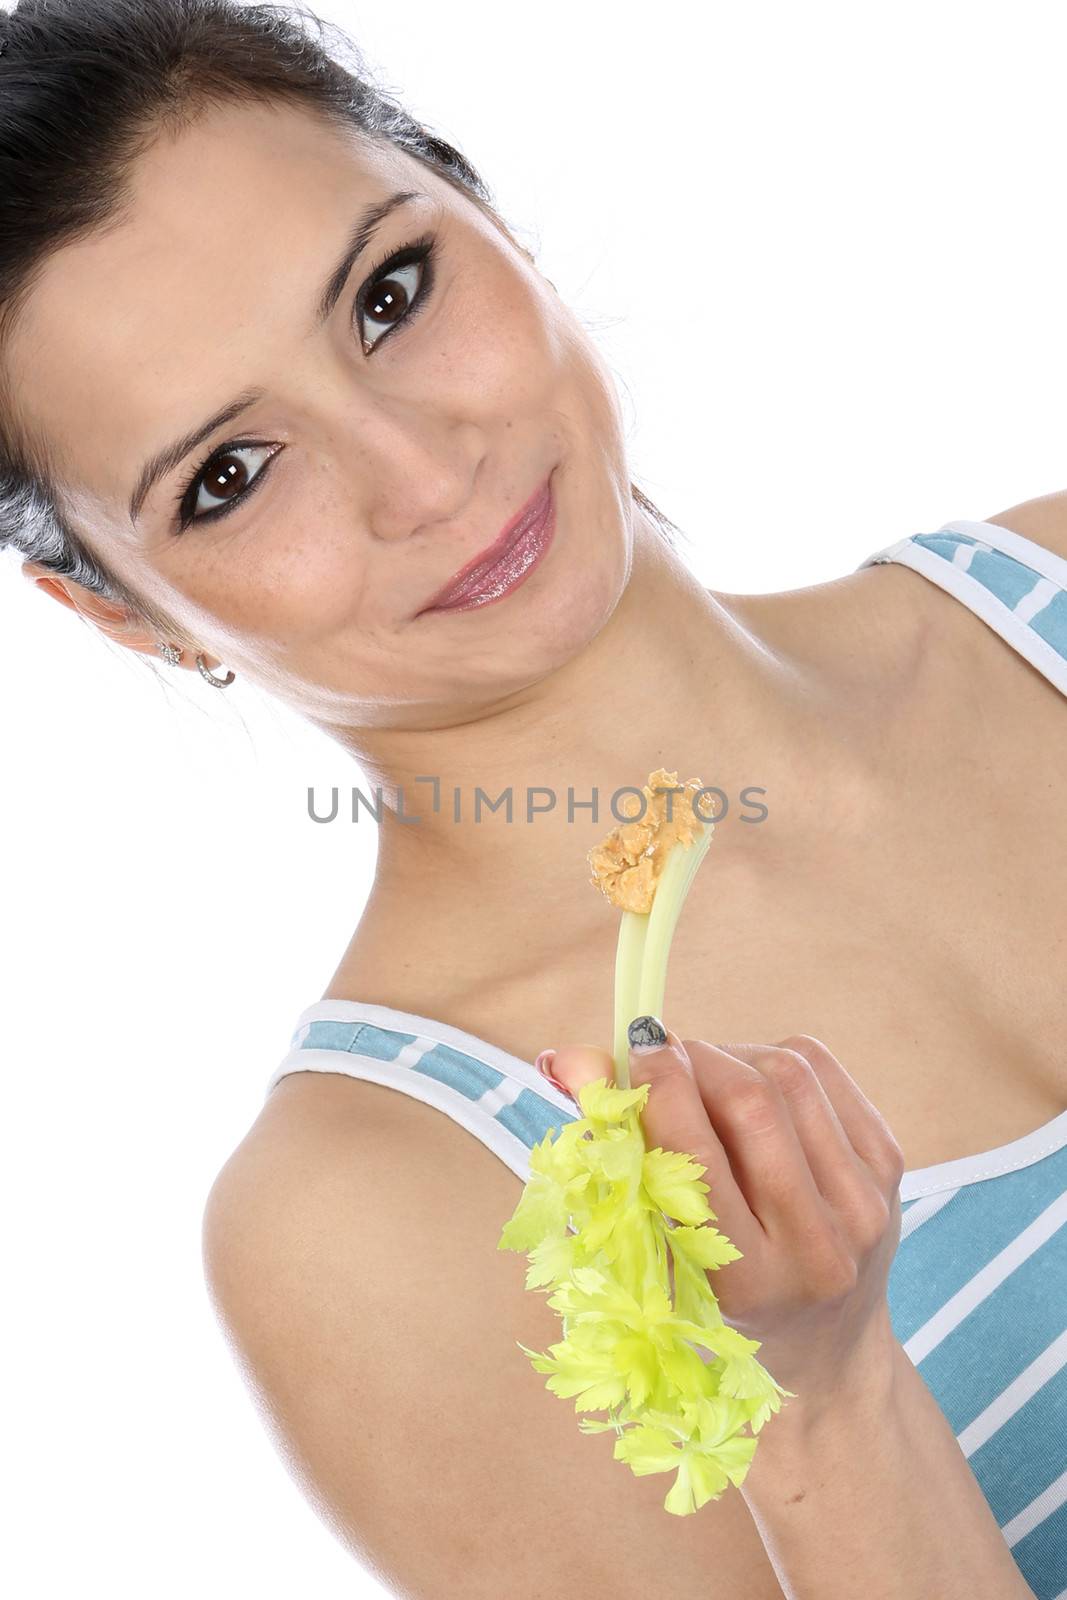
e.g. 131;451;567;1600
628;1014;668;1050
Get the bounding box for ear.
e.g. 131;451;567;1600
20;560;195;664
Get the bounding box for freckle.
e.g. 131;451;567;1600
786;1490;805;1504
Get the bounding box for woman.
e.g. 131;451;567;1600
2;1;1063;1595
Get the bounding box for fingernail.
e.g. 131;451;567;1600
628;1014;668;1052
534;1049;573;1098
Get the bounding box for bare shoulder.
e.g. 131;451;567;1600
202;1073;784;1600
984;488;1067;563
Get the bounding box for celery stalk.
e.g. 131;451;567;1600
612;910;648;1089
498;771;794;1517
613;813;715;1090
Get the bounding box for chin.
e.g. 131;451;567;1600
513;540;626;668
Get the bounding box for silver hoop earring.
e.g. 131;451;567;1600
196;652;235;689
157;641;184;665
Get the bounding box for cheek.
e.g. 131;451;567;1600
438;266;571;416
174;518;362;648
264;523;371;638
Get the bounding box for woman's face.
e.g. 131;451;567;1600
11;98;638;728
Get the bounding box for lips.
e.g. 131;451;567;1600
419;475;555;613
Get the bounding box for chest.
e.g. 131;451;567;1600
390;691;1065;1176
332;602;1066;1175
653;817;1066;1172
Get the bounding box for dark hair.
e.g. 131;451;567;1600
0;0;686;654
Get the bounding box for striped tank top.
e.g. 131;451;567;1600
266;516;1067;1599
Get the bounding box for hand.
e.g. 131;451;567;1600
540;1020;906;1413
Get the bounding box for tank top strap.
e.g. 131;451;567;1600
856;519;1067;698
938;518;1067;589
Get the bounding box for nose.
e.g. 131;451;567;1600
359;420;486;544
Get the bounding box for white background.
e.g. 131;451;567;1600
2;0;1065;1592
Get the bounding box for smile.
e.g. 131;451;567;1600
416;473;557;615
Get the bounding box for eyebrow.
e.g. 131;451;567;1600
128;189;422;525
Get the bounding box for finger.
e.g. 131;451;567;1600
626;1021;764;1262
711;1040;876;1214
541;1044;615;1103
680;1037;832;1239
774;1035;905;1195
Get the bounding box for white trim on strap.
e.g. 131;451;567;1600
875;538;1067;696
265;1045;534;1183
939;518;1067;592
282;996;571;1110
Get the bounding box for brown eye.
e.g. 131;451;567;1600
205;452;249;503
366;274;411;325
177;442;280;531
359;258;426;352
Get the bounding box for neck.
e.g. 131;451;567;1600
313;520;921;929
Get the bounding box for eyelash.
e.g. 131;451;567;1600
171;231;438;534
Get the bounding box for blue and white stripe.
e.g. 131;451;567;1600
266;1001;581;1177
891;1145;1067;1597
856;517;1067;695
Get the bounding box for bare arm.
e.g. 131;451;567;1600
200;1078;788;1600
737;1337;1036;1600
